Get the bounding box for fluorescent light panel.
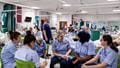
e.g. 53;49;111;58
56;12;62;15
81;11;88;13
63;4;71;7
31;7;40;9
113;10;120;12
107;0;119;1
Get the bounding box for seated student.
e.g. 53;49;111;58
1;32;21;68
33;36;47;58
29;27;34;35
50;30;72;68
82;35;118;68
26;30;33;36
70;31;96;68
15;34;47;68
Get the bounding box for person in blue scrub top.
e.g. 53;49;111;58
33;37;46;58
70;31;96;68
82;35;118;68
15;34;47;68
1;32;21;68
50;30;72;68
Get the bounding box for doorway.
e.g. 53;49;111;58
59;21;67;30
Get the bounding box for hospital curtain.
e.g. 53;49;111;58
2;4;16;32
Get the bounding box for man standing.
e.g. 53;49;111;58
43;18;52;44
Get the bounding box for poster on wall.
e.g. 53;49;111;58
17;6;22;23
35;16;41;27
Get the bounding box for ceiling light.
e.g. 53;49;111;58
113;10;120;12
31;7;40;9
56;12;62;15
81;11;88;13
107;0;119;1
63;4;71;7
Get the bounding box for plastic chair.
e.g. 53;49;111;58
0;59;3;68
118;54;120;68
16;60;35;68
0;60;2;68
0;48;3;68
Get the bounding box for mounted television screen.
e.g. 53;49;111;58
25;17;32;22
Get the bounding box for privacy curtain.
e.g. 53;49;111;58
2;4;16;32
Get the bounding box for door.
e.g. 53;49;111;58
59;21;67;30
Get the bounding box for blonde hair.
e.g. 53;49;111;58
57;30;65;38
36;36;43;42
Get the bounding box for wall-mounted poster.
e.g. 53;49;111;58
35;16;40;27
17;6;22;23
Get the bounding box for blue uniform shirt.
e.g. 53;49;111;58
97;47;118;68
52;39;71;55
15;45;40;68
1;40;17;68
75;42;96;58
33;41;46;57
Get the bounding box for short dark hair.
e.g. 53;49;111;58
77;31;90;44
26;30;32;35
70;24;72;26
8;31;13;38
8;31;13;36
10;31;21;40
23;34;36;45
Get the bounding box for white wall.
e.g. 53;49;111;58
0;2;4;12
0;2;4;20
50;14;57;27
20;8;36;28
57;14;72;29
108;21;120;26
0;2;4;28
0;2;4;30
24;10;72;30
57;14;72;24
92;21;108;28
19;9;52;29
73;14;120;28
49;14;72;29
74;14;120;22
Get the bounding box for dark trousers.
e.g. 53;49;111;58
46;40;50;44
69;57;86;68
50;56;71;68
